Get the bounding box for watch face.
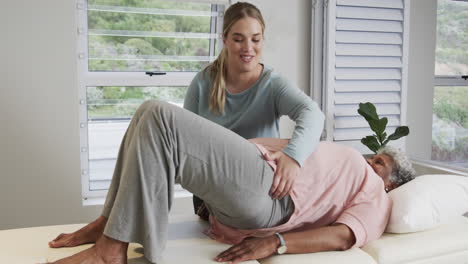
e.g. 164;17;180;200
277;245;287;255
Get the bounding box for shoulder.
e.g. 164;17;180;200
262;66;296;89
259;67;301;99
189;66;213;92
193;66;213;83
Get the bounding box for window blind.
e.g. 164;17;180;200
323;0;410;153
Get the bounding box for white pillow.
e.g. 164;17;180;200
385;174;468;233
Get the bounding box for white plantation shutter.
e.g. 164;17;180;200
323;0;410;153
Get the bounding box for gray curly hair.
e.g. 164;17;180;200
377;145;416;187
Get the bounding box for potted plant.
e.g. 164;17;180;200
358;102;409;153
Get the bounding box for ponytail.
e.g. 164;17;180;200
209;48;228;114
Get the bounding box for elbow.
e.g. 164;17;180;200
307;104;325;122
318;112;325;130
307;106;325;130
315;107;325;127
333;224;356;251
308;100;325;124
336;237;354;251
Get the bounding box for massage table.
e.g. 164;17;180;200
2;214;468;264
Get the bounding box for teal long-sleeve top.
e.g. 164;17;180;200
183;65;325;166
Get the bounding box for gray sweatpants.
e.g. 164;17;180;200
101;100;293;263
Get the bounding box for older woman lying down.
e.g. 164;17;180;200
47;100;415;264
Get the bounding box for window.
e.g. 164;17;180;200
432;0;468;170
77;0;226;204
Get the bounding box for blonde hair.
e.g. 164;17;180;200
209;2;265;114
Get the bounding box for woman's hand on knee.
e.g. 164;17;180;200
264;151;300;199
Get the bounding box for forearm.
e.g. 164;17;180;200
283;107;325;165
282;224;356;254
276;84;325;165
215;224;356;263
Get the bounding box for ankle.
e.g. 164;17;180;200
87;216;107;233
96;235;128;255
96;216;108;226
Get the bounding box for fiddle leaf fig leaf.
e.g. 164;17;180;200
387;126;410;141
358;102;379;122
361;135;380;153
368;117;388;140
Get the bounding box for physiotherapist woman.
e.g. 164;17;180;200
183;2;325;216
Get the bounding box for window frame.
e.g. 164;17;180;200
76;0;225;204
431;76;468;171
431;0;468;172
310;0;325;110
434;76;467;87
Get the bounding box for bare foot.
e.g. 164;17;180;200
49;235;128;264
49;216;107;248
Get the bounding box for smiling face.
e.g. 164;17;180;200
223;17;264;75
366;154;396;192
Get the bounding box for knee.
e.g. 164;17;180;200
136;100;181;126
134;100;168;117
138;99;162;112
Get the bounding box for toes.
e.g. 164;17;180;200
49;233;70;248
49;240;61;248
53;233;66;242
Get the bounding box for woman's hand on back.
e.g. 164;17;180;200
264;151;300;199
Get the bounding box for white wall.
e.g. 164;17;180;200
405;0;438;159
0;0;311;230
247;0;312;137
0;0;102;230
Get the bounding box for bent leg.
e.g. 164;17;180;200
101;100;291;262
102;100;161;217
48;101;159;249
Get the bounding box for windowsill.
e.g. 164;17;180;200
83;197;106;206
411;158;468;176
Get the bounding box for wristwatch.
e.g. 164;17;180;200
274;233;287;255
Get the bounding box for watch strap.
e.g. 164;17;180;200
275;233;286;247
275;233;287;254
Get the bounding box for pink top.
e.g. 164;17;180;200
204;139;392;248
